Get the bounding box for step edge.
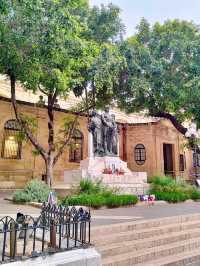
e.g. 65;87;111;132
102;236;200;264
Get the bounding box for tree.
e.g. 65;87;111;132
0;0;91;186
115;19;200;134
72;3;125;112
0;0;125;186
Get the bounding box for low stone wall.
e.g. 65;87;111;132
3;248;101;266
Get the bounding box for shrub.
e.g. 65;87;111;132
150;175;200;203
106;194;138;208
79;179;101;194
13;191;32;203
13;180;51;203
62;194;138;209
61;179;138;208
78;179;115;196
188;187;200;200
67;194;106;208
151;175;175;186
152;191;189;203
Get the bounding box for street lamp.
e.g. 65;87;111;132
185;123;199;184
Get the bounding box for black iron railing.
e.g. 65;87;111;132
0;203;91;264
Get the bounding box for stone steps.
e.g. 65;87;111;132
102;237;200;265
92;213;200;236
138;248;200;266
98;228;200;257
92;213;200;266
92;220;200;246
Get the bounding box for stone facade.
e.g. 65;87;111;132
124;119;193;181
0;97;195;188
0;99;89;188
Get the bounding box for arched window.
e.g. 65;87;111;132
1;119;21;159
69;130;83;163
134;144;146;165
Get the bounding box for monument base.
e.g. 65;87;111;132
80;157;149;195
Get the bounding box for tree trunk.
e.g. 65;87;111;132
10;74;47;159
47;94;55;186
45;156;54;187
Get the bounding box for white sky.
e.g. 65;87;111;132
90;0;200;37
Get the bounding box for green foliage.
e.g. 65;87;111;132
150;175;200;203
115;19;200;130
13;180;51;203
61;179;137;208
151;175;175;186
105;194;138;208
86;3;124;43
78;179;115;196
12;191;32;203
66;194;106;209
62;193;137;209
153;191;189;203
79;179;101;194
189;188;200;200
0;0;126;187
79;179;99;194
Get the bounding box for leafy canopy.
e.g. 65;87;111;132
0;0;90;96
115;19;200;127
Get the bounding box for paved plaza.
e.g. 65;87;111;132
1;192;200;227
0;192;40;218
92;201;200;226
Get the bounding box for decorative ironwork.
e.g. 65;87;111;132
4;120;21;131
179;154;185;172
135;144;146;165
69;129;83;163
0;204;91;264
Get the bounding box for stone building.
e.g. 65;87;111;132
0;76;195;189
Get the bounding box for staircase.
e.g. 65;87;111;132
92;213;200;266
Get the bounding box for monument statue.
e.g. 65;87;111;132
88;107;118;156
110;114;118;155
88;110;103;156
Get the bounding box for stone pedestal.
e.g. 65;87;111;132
80;156;149;195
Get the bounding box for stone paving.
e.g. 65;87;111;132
91;201;200;226
0;192;40;219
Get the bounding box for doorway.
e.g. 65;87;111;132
163;143;174;176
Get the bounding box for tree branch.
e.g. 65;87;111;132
53;115;79;165
155;111;187;135
38;85;48;96
10;75;47;160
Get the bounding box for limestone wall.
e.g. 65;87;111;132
126;119;194;181
0;100;89;186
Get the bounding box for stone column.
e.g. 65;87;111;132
88;132;94;158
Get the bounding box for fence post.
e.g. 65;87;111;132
50;219;56;249
10;221;16;258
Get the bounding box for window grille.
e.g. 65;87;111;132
134;144;146;165
69;130;83;163
1;119;21;159
193;152;200;167
179;154;185;172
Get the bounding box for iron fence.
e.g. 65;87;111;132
0;203;91;264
